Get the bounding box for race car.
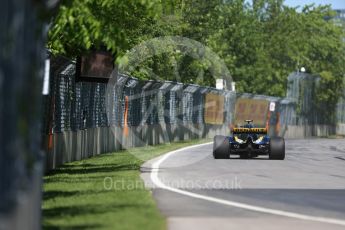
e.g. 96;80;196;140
213;120;285;160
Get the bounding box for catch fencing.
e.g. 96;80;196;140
43;58;236;170
279;72;345;137
239;72;345;138
43;58;345;171
46;60;236;133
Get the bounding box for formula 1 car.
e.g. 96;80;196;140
213;120;285;160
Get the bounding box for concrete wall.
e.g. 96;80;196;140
45;122;345;171
281;125;343;139
336;124;345;136
45;123;230;171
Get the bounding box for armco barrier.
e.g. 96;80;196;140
44;124;230;169
281;125;337;139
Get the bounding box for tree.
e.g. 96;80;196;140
206;0;345;98
48;0;162;57
48;0;345;103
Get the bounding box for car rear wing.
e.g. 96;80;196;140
232;128;267;134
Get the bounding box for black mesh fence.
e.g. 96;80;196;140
50;63;109;132
45;58;237;136
283;72;345;126
45;59;345;146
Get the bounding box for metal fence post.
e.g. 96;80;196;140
0;1;50;229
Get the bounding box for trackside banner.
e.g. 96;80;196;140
204;93;224;124
234;98;269;126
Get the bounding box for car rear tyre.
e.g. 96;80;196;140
269;137;285;160
213;135;229;159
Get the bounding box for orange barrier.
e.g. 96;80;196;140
204;93;224;124
266;110;271;130
234;98;269;127
123;96;129;137
276;112;281;135
48;133;53;150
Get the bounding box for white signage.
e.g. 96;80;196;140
216;79;224;90
269;102;276;112
42;59;50;95
231;82;236;91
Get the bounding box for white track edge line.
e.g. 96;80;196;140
150;142;345;226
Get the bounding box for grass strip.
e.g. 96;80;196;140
42;138;211;230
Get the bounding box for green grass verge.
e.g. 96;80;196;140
43;138;211;230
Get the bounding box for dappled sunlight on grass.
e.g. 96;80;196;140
42;139;210;230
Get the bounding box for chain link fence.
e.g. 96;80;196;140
278;72;345;137
43;58;236;169
43;58;345;170
45;58;236;134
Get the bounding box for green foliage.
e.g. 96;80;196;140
48;0;345;102
315;71;344;123
48;0;162;57
208;0;345;98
